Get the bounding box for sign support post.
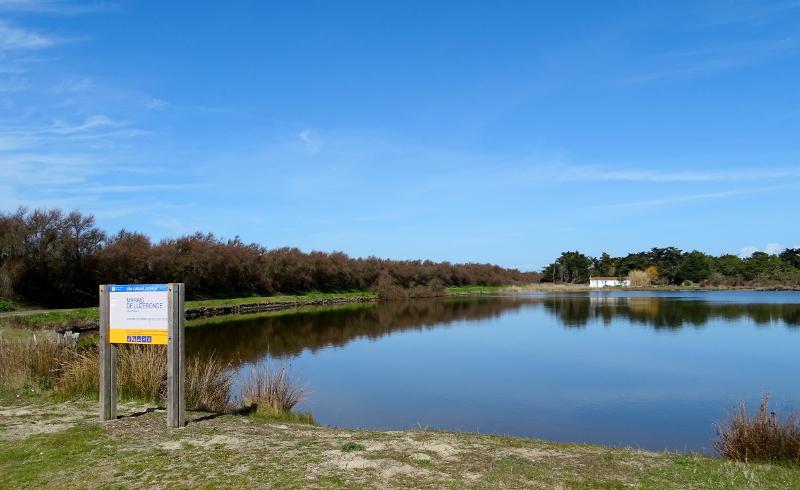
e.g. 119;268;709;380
167;283;185;428
98;283;184;428
99;284;117;421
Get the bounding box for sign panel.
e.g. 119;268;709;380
109;284;169;344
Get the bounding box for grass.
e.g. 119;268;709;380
185;302;375;328
446;285;508;294
1;402;799;488
0;336;285;417
0;291;378;331
0;307;98;331
242;363;306;415
0;335;76;394
341;441;365;452
249;409;316;425
715;394;800;464
52;346;234;413
186;291;376;309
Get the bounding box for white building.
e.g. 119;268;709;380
589;276;631;288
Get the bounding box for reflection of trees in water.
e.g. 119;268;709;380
188;297;535;362
188;295;800;363
542;295;800;329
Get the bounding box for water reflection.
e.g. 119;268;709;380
186;291;800;451
188;293;800;362
543;294;800;329
188;297;533;361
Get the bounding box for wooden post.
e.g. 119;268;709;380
167;283;185;428
99;285;117;421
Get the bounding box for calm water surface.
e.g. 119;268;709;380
187;291;800;452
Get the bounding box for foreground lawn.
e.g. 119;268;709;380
1;400;798;489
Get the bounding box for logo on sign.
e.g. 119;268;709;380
126;335;153;343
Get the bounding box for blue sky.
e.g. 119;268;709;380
1;1;799;270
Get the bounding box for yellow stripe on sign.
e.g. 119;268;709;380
109;329;169;345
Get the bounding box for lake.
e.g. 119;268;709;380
187;291;800;453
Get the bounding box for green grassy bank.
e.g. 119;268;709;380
0;292;378;333
1;399;798;489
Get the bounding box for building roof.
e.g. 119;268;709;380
589;277;623;280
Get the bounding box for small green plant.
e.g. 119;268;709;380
250;409;315;424
681;280;694;287
341;442;364;452
0;298;12;312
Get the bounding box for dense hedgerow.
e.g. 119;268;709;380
0;208;539;307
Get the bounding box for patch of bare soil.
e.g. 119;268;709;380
0;401;150;440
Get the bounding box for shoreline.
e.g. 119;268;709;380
2;285;799;334
1;399;798;488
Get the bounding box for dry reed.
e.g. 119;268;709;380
242;363;305;415
185;354;233;413
3;337;306;417
0;334;75;391
715;393;800;464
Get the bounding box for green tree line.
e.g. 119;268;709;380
541;247;800;287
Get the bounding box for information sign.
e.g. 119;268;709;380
108;284;169;344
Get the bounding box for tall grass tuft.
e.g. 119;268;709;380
715;394;800;464
19;338;234;412
243;363;306;417
186;355;233;413
117;346;168;402
0;335;75;392
3;336;307;418
52;349;98;399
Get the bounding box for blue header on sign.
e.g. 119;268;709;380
109;284;168;292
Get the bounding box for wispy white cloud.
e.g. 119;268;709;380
0;115;135;151
0;152;98;185
60;183;209;194
617;38;798;86
765;243;786;255
297;128;321;154
52;77;94;93
144;97;167;110
738;242;786;258
0;0;116;15
47;115;123;134
691;1;800;29
0;74;28;92
589;186;789;210
0;19;54;51
560;166;800;183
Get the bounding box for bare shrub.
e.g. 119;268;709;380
644;265;659;285
627;270;651;287
714;394;800;464
242;363;305;415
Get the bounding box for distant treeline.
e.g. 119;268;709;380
0;208;539;307
541;247;800;287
